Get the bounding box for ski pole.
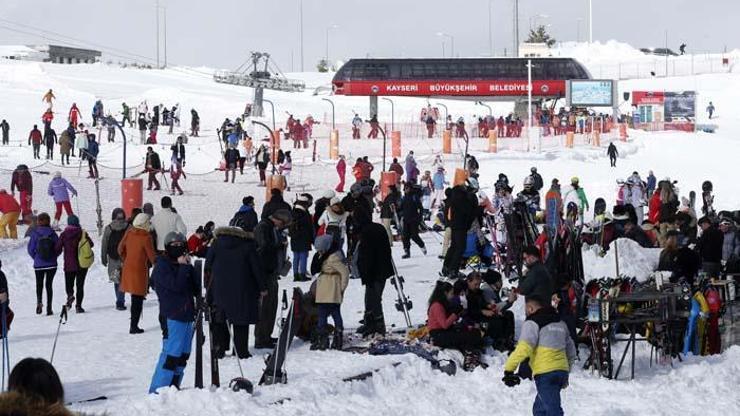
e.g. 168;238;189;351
50;305;68;365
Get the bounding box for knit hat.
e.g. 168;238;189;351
322;189;336;199
67;215;80;226
133;213;151;229
314;234;334;253
142;203;154;216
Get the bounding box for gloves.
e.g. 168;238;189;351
502;371;521;387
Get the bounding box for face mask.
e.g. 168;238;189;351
166;243;186;259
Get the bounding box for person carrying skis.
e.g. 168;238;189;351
149;232;198;393
335;155;346;193
502;295;576;415
351;114;362;139
47;172;77;227
0;189;21;239
706;101;715;119
607;142;618;167
310;234;350;350
28;125;42;160
0;119;9;145
56;215;93;313
101;208;129;310
11;164;33;223
563;177;589;225
145;147;162;190
27;212;60;315
68;103;81;127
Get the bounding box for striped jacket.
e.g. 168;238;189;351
504;306;576;376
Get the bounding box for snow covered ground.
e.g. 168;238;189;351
1;43;739;415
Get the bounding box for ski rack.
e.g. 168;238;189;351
389;256;413;328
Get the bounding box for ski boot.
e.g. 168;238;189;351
331;329;344;350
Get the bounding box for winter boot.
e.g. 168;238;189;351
36;303;43;315
331;329;344;350
66;295;75;309
366;315;386;338
402;250;411;259
76;305;85;313
421;246;427;255
356;313;374;336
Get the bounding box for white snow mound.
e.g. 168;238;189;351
583;238;661;283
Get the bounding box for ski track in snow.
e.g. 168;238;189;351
0;53;739;415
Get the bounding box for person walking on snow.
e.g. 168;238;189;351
121;102;132;127
27;212;60;316
405;151;419;184
118;213;157;334
170;159;186;196
47;172;77;227
101;208;129;310
55;214;93;313
351;114;362;139
11;164;33;223
335;155;346;193
151;196;187;252
224;145;240;184
145;147;162;190
28;125;42;160
646;170;657;199
43;127;57;160
706;101;715;119
367;114;379;139
310;234;350;350
86;134;99;179
59;128;72;165
607;142;618;167
0;119;9;145
68;103;81;127
149;231;198;393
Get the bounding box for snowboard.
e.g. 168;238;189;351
259;287;305;386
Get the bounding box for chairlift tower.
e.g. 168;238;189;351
213;51;305;117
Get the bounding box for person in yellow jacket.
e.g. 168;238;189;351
502;295;576;416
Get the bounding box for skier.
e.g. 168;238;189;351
399;184;427;259
27;212;60;315
335;155;346;193
563;177;589;225
68;103;81;127
367;114;379;139
56;215;93;313
47;172;77;227
706;102;715;119
190;109;200;137
11;164;33;224
310;234;350;350
289;195;314;282
351;114;362;139
149;232;198;393
86;135;99;179
145;147;162;191
0;119;9;145
121;102;132;127
28;125;42;160
607;142;618;167
42;89;56;110
0;189;21;239
503;295;575;416
119;213;157;334
101;208;129;310
224;144;240;183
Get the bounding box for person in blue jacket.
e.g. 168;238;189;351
27;213;61;316
86;134;99;179
149;232;198;393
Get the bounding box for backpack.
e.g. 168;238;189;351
37;233;55;262
78;231;95;269
106;227;126;261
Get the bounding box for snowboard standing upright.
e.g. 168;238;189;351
259;288;305;386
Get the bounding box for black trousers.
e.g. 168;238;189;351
35;268;56;306
46;145;54;159
131;295;144;330
64;269;88;306
486;310;515;342
430;328;483;352
363;279;386;323
32;143;41;159
255;275;278;344
402;220;425;252
609;156;616;167
443;229;467;274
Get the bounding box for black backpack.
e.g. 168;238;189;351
107;228;127;261
37;234;55;262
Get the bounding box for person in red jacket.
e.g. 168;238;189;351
648;190;662;224
68;103;82;127
352;158;364;183
28;125;43;159
11;164;33;223
335;155;346;193
496;116;505;137
427;279;483;354
187;226;208;257
0;189;21;239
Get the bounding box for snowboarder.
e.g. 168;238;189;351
607;142;618;167
28;125;42;160
145;147;162;190
47;172;77;227
27;212;60;315
335;155;346;193
56;214;93;313
706;102;715;119
101;208;129;310
0;119;9;145
503;295;575;416
11;164;33;223
149;231;197;393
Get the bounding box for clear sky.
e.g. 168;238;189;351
1;0;736;71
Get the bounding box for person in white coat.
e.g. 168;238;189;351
150;196;187;252
626;175;646;221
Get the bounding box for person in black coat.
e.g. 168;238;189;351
261;189;291;221
696;216;724;278
442;184;478;277
253;209;292;348
231;196;258;232
206;224;266;359
518;246;554;302
313;190;335;231
530;167;544;192
224;145;240;183
290;196;314;282
171;137;186;167
145;147;162;190
354;208;394;337
399;184;426;258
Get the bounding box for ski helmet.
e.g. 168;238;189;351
164;232;187;258
702;180;713;192
523;176;534;189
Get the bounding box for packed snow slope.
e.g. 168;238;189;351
0;41;739;415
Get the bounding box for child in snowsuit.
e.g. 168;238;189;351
149;232;198;393
503;295;576;416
